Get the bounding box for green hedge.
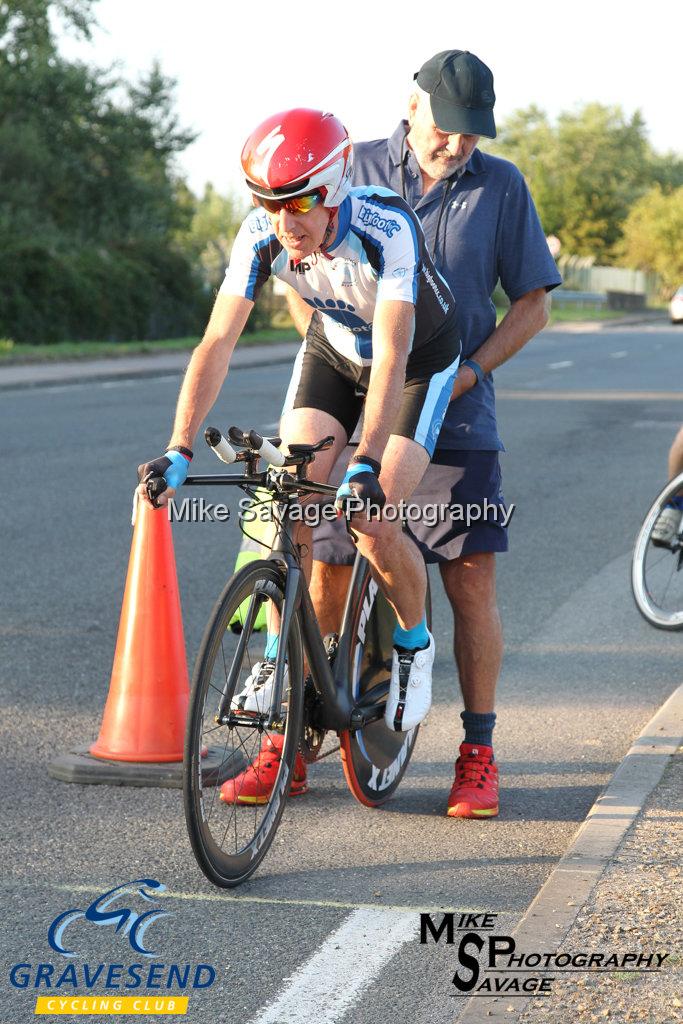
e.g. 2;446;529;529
0;241;208;343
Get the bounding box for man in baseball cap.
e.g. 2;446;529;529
285;48;562;819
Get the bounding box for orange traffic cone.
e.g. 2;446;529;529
90;498;189;762
49;496;191;787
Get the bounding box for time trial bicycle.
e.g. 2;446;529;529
182;426;430;887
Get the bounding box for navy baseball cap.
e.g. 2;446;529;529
414;50;496;138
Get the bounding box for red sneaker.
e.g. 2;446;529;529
219;734;308;805
447;743;499;818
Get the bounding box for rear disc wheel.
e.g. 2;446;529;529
339;564;431;806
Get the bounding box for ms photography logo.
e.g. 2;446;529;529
420;912;669;999
9;878;216;1017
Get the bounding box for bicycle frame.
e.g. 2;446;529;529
183;470;384;734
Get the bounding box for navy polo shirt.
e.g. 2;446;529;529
353;122;562;450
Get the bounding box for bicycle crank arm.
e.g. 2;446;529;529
349;702;386;729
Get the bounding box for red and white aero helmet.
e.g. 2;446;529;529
241;109;353;208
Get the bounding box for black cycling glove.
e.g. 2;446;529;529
137;446;192;507
335;455;385;519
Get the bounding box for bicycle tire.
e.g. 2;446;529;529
183;560;304;886
631;470;683;630
339;563;431;806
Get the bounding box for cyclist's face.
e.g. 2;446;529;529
407;91;479;183
266;204;331;259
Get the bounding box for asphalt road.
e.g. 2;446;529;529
1;322;681;1023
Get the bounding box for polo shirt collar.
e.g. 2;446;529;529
387;120;486;180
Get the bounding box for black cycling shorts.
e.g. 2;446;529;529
281;316;461;457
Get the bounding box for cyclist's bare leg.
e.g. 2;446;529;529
310;562;353;637
350;435;429;630
269;406;347;581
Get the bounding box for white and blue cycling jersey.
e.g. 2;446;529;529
220;186;457;366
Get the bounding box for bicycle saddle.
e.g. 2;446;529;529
287;436;335;455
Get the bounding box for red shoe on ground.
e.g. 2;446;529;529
219;734;308;805
447;742;499;818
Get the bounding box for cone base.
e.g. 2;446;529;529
88;741;184;763
48;746;247;790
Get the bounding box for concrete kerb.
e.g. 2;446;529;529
459;682;683;1023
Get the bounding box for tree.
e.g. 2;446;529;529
484;105;564;237
619;186;683;295
487;103;679;265
0;0;206;341
178;183;246;288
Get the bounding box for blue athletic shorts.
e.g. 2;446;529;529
312;447;509;565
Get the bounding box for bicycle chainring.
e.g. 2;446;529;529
300;675;326;762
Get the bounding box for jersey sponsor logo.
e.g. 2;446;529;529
421;265;450;315
392;267;407;278
249;214;270;234
451;198;468;210
358;204;401;238
249;213;270;233
305;296;371;335
334;262;355;286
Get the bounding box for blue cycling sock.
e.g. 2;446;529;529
393;616;429;651
461;710;496;749
667;495;683;511
264;633;279;660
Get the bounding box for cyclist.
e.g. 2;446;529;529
652;425;683;546
137;108;461;800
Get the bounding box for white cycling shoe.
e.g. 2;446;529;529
385;632;435;732
652;506;683;548
231;660;287;715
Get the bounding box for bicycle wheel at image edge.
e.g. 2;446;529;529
339;565;431;806
183;560;304;886
631;470;683;630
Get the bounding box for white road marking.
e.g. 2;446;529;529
248;907;416;1024
610;350;628;358
548;360;573;369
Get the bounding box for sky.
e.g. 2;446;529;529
58;0;683;198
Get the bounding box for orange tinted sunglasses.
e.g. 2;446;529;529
256;191;325;215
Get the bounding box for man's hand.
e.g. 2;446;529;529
335;456;385;519
450;363;479;400
137;450;191;508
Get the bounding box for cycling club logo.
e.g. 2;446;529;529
48;879;169;958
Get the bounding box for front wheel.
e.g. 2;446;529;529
631;471;683;630
183;561;304;887
339;560;431;806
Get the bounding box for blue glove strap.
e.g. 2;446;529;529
163;450;190;489
342;462;376;483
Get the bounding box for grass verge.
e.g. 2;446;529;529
0;328;300;365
